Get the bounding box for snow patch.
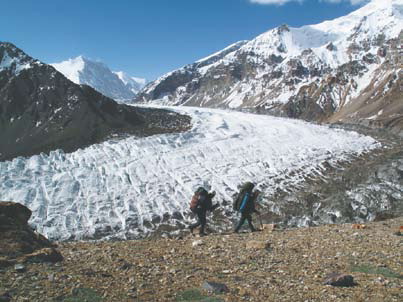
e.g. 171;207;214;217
0;50;32;75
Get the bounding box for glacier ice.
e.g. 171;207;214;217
0;107;379;240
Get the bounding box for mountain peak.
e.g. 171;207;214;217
51;56;85;83
277;24;290;35
52;57;145;101
113;71;147;95
0;42;38;75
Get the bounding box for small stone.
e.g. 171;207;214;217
323;273;356;287
14;264;26;273
246;240;271;250
238;287;248;296
48;273;55;282
352;224;366;229
202;281;229;294
119;262;134;270
262;224;277;232
192;240;204;247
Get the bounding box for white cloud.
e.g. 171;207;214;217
249;0;369;5
320;0;368;4
249;0;302;4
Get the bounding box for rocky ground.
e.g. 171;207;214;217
260;124;403;229
1;218;401;302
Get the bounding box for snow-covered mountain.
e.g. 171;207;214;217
0;106;380;240
0;42;190;161
52;56;146;101
136;0;403;134
113;71;147;96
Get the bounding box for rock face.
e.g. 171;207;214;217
0;42;190;161
136;0;403;134
0;202;57;260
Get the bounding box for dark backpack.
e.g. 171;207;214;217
233;182;255;212
190;187;208;212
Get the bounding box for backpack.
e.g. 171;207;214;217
233;182;255;212
190;187;208;212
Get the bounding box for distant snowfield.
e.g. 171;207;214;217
0;107;380;240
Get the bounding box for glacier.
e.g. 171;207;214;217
0;107;380;241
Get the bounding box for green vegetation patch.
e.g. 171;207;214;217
351;264;403;279
176;289;224;302
62;287;103;302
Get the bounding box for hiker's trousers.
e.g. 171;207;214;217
235;212;255;232
190;208;207;233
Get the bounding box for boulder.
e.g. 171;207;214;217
0;201;61;262
14;263;26;273
202;281;229;294
323;273;356;287
23;247;63;263
0;202;31;227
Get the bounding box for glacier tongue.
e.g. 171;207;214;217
0;107;379;240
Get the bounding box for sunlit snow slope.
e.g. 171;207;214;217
0;107;379;240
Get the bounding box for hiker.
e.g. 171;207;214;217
189;187;219;236
233;182;260;233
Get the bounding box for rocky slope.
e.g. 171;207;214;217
0;42;190;161
136;0;403;134
0;218;401;301
52;56;146;101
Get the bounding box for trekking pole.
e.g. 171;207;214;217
258;213;263;230
254;190;263;230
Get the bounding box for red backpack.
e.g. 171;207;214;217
190;187;208;212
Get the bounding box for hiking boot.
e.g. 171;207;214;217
199;232;207;237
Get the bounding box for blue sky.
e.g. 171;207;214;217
1;0;368;80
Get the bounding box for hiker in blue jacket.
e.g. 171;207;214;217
233;182;260;233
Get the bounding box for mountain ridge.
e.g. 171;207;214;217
135;0;403;134
0;42;190;161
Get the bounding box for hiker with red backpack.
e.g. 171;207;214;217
189;187;219;236
233;182;260;233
